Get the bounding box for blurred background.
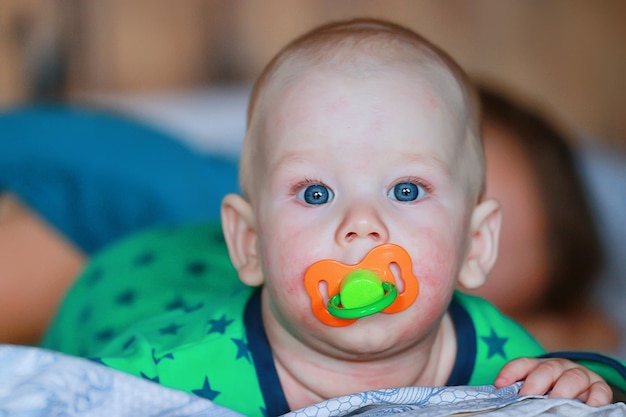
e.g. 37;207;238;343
2;0;625;148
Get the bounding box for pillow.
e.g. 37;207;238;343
0;104;239;254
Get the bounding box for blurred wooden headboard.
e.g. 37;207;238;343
2;0;624;146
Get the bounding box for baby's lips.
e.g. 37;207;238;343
304;244;420;327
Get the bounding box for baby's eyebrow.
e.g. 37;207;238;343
401;151;449;173
269;150;318;169
266;151;318;181
269;147;452;180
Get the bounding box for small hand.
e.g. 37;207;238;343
495;357;612;406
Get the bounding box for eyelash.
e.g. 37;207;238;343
289;178;328;196
396;177;433;194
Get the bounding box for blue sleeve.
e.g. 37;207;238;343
0;105;239;253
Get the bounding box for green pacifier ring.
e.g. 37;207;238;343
327;282;398;319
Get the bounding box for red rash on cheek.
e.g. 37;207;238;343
270;248;311;294
411;231;458;289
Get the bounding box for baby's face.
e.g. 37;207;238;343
249;65;476;353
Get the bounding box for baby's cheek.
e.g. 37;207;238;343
411;238;459;293
263;245;310;299
409;242;458;320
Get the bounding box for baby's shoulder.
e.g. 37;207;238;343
452;292;540;341
452;293;545;354
42;222;248;356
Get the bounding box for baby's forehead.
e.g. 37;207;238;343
252;64;468;169
262;58;465;120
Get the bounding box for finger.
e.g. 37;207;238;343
547;366;612;406
582;381;613;406
518;360;568;396
495;358;539;388
547;367;591;400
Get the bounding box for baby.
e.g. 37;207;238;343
220;17;613;410
43;18;620;416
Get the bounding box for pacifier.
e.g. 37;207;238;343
304;244;419;327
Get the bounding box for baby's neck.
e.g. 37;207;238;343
266;311;457;411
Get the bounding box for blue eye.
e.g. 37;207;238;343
298;184;334;205
389;182;424;202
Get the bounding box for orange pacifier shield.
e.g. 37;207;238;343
304;244;419;326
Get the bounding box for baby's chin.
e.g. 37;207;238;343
309;313;428;359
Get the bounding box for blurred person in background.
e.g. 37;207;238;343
466;85;620;356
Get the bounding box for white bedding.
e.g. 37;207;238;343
0;344;242;417
2;344;625;417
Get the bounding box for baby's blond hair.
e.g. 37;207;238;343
241;18;484;203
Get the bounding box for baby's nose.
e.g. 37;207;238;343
336;204;389;244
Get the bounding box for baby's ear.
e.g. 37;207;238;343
458;199;502;290
221;194;264;287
